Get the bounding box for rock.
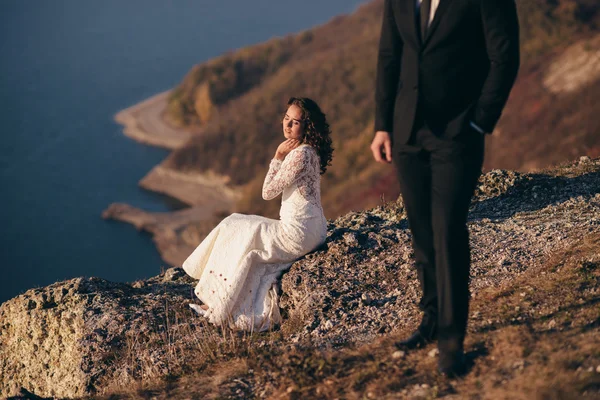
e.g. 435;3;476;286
5;387;53;399
163;267;186;282
512;360;526;370
392;350;406;359
343;232;360;247
361;293;372;306
408;383;433;399
280;157;600;349
0;274;195;399
497;256;511;266
131;281;145;289
3;156;600;398
428;348;439;358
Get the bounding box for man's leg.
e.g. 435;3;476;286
427;129;484;373
393;135;438;342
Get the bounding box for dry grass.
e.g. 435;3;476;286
98;233;600;399
258;233;600;399
96;302;287;399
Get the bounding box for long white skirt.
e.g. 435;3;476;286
182;213;326;331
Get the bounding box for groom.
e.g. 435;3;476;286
371;0;520;376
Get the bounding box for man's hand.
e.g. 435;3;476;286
275;139;300;161
370;131;393;163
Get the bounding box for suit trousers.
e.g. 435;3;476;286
393;121;484;344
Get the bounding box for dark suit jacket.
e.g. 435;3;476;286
374;0;520;144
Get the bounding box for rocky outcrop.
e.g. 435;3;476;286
2;157;599;398
281;158;600;346
0;270;197;399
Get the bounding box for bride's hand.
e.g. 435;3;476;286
275;139;300;160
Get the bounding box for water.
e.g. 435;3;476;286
0;0;367;303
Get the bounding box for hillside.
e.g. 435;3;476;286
157;0;600;219
3;157;600;399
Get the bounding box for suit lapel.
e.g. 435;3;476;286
406;0;422;50
422;0;454;47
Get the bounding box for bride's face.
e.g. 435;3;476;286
282;104;305;141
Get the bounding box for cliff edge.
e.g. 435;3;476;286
2;157;599;399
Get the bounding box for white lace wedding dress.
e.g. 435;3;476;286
182;144;327;331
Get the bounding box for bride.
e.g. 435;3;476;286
182;97;333;331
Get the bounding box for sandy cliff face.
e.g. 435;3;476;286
2;157;600;398
543;33;600;94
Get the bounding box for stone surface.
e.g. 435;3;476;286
1;157;599;398
0;273;197;398
279;158;600;346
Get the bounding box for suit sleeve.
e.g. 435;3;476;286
374;0;404;134
472;0;520;133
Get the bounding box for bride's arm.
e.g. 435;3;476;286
262;146;312;200
262;158;283;198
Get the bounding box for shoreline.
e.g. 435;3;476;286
109;92;240;266
139;164;241;208
114;91;194;150
102;203;226;267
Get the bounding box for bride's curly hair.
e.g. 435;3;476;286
286;97;333;174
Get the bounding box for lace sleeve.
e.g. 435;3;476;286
262;146;312;200
262;158;282;199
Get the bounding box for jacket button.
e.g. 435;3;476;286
412;85;418;91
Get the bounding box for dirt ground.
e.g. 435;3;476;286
98;232;600;400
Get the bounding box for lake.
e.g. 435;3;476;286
0;0;367;303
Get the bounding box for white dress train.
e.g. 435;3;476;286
182;144;327;331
